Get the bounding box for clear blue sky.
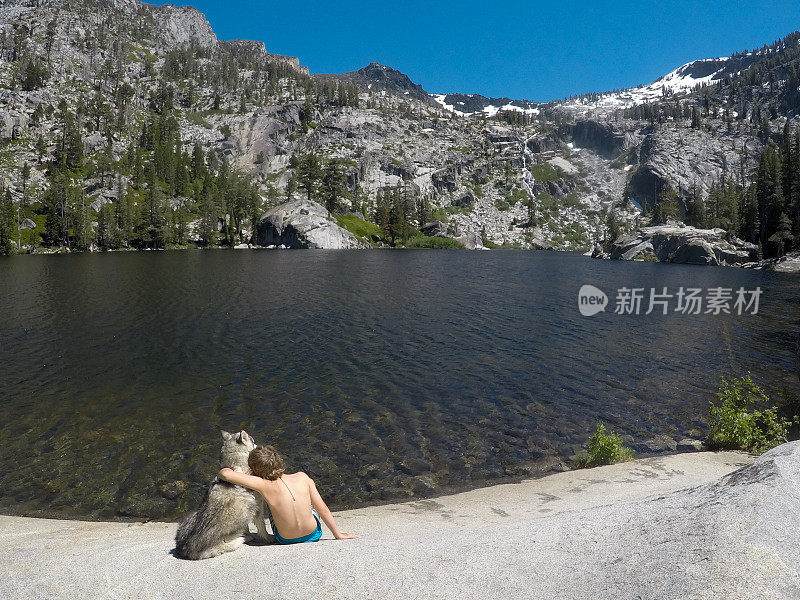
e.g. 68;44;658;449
149;0;800;102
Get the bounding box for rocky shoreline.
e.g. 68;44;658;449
9;201;800;273
3;444;799;599
589;220;799;271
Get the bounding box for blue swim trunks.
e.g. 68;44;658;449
268;507;322;544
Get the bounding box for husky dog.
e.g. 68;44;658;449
174;430;270;560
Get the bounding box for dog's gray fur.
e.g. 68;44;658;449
174;430;270;560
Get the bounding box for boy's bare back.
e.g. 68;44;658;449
218;467;356;540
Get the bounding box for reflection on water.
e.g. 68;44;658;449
0;250;797;520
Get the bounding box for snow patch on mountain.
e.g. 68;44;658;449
431;93;540;117
433;56;735;119
559;57;733;115
430;94;469;116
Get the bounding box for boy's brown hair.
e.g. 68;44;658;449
248;445;285;480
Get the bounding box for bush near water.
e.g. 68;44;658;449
573;423;636;469
707;375;798;455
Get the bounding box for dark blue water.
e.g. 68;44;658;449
0;250;797;520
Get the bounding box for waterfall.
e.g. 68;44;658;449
520;137;536;201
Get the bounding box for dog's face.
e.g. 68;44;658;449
219;430;256;470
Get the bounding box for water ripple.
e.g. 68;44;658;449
0;250;797;520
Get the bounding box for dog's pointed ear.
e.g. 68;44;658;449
240;430;252;444
221;430;232;441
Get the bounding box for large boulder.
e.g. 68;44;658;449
257;199;368;249
532;178;574;198
529;237;553;251
431;168;457;194
751;251;800;273
421;221;448;238
611;223;758;266
773;254;800;273
456;231;484;250
451;192;475;209
0;110;25;140
668;238;718;265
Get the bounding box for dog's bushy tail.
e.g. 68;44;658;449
174;508;202;559
174;483;249;560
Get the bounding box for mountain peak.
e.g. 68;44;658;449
324;62;434;104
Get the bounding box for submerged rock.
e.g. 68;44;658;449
676;438;705;452
256;199;368;249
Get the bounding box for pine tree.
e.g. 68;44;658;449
769;212;794;255
755;145;783;255
191;143;206;181
387;187;407;245
18;162;31;249
604;209;621;243
793;128;800;243
34;135;47;164
650;184;681;225
416;194;431;226
55;108;84;172
738;185;760;246
172;199;191;246
780;121;795;215
375;189;391;234
685;191;707;229
690;106;702;129
0;186;15;255
320;158;348;213
44;173;70;247
246;187;263;244
142;167;168;249
296;153;323;202
198;186;219;247
301;94;314;131
97;201;118;250
70;185;93;251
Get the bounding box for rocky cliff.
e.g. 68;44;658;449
0;0;797;259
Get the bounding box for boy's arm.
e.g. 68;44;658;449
218;468;265;492
307;474;356;540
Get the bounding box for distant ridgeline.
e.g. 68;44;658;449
0;0;799;259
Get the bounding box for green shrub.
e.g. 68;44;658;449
333;214;382;242
429;208;450;222
609;148;633;169
561;222;589;250
184;111;212;129
404;234;463;249
528;162;562;183
573;423;635;469
509;187;529;204
494;196;510;211
707;376;795;454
